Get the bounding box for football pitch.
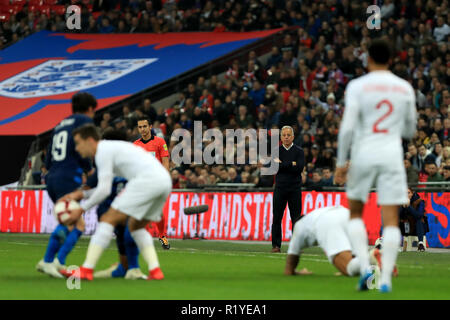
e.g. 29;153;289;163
1;233;449;300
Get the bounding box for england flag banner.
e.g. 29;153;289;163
0;59;157;98
0;30;281;136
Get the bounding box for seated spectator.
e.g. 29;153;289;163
217;168;230;183
426;162;444;183
418;144;436;173
399;188;429;252
443;166;450;181
321;167;334;186
406;144;421;171
171;169;182;189
433;142;444;167
305;169;324;189
227;167;242;183
404;158;419;185
235;105;254;128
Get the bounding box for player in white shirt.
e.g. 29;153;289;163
285;206;387;278
59;124;172;281
335;39;417;293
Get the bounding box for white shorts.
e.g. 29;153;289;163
111;172;172;222
346;161;408;205
315;213;352;263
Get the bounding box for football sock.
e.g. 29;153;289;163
380;226;401;288
57;228;82;265
347;218;371;275
346;257;360;276
156;217;166;237
131;228;160;271
124;225;140;269
112;263;127;278
44;224;69;263
82;222;114;269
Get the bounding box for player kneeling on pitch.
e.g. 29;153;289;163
284;206;394;278
59;124;172;281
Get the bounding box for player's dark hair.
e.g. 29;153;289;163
102;128;128;141
137;116;152;125
72;124;101;141
368;39;392;65
444;166;450;171
72;92;97;114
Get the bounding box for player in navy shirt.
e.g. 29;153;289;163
36;92;97;278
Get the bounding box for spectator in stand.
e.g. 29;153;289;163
404;158;419;185
142;98;157;122
443;166;450;182
433;142;444;167
433;16;450;42
228;167;241;183
321;167;334;186
236;105;254;129
418;144;436;173
426;162;444;183
406;144;421;171
305;169;324;189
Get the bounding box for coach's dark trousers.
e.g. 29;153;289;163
272;186;302;248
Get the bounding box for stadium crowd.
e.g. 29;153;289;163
10;0;450;189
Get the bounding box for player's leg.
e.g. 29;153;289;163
155;215;170;250
128;217;164;280
66;208;127;280
123;224;147;280
93;223;129;278
110;224;128;278
333;251;360;276
272;188;288;251
56;216;85;267
38;177;73;277
379;205;401;291
377;167;407;292
42;179;69;264
345;163;375;289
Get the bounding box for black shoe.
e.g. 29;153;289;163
159;236;170;250
271;247;281;253
418;242;425;252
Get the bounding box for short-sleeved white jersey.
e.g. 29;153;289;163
81;140;169;211
294;205;350;248
337;70;417;167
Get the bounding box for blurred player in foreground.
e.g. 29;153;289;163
59;124;172;280
134;116;171;249
86;129;146;280
335;39;416;292
284;205;396;279
36;92;96;278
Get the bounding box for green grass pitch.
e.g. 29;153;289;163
1;233;449;300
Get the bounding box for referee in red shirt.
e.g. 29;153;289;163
134;116;171;249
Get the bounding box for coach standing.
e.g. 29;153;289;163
271;126;305;253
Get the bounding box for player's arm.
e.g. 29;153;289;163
159;138;170;171
402;87;417;140
64;153;113;224
161;156;169;171
335;82;359;183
